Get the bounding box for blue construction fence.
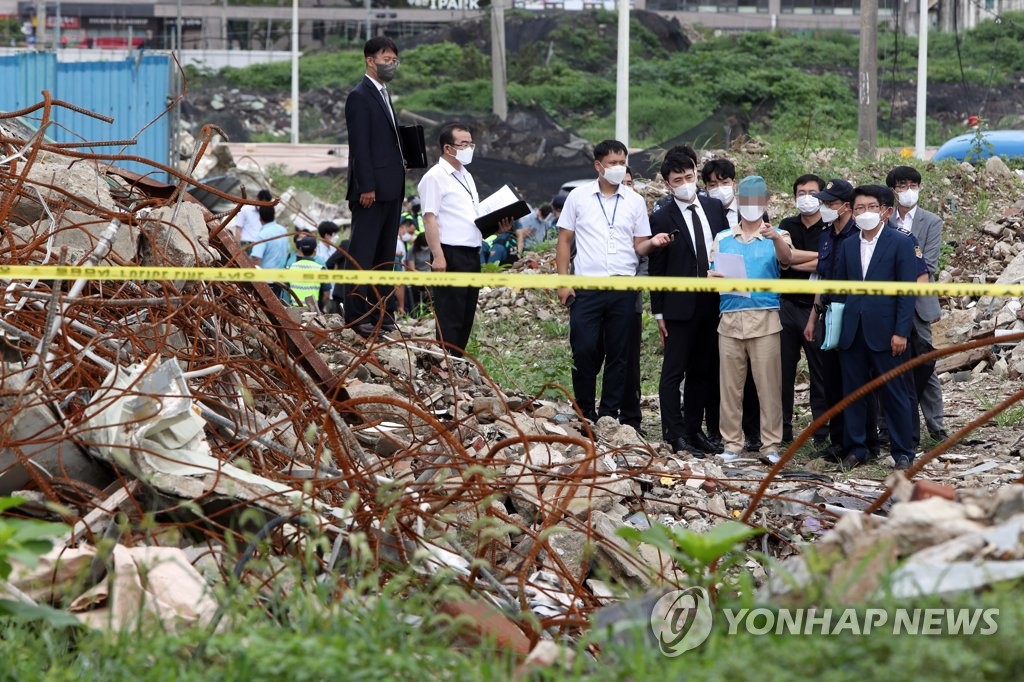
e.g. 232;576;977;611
0;51;173;179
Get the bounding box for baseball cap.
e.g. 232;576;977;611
736;175;769;198
295;235;317;251
814;179;854;203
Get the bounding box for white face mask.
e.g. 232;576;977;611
739;204;764;222
602;164;628;186
796;195;821;215
854;212;882;231
819;206;840;223
454;147;473;165
400;232;414;242
897;188;919;208
708;185;734;206
672;182;698;202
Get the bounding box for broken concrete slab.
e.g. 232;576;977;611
138;202;218;267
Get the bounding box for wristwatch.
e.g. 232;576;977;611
814;303;826;314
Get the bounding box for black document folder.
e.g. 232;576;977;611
399;124;428;169
474;185;530;238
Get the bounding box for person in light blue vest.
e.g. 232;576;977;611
708;175;793;465
286;236;328;308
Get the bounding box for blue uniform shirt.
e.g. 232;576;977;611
815;219;857;279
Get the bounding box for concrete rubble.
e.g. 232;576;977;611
1;99;1024;657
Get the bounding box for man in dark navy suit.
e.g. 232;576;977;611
831;185;918;470
343;36;407;337
649;150;730;456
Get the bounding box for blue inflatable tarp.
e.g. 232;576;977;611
933;130;1024;163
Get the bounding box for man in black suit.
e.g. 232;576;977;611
649;151;730;456
343;36;406;337
830;185;918;471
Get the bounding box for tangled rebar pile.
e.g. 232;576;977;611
3;94;1024;652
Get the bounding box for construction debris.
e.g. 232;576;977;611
2;94;1024;658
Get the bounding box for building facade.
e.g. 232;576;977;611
6;0;1024;51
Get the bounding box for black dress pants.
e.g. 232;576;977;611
780;298;830;441
569;289;634;421
431;244;480;356
343;198;402;326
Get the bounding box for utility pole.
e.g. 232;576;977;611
291;0;299;144
914;0;928;159
490;0;507;121
614;0;629;146
34;0;45;48
857;0;878;159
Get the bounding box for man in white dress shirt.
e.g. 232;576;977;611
418;122;509;357
555;139;673;423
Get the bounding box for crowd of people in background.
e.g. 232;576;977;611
235;37;949;475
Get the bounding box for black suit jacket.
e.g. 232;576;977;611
344;76;406;204
649;195;730;321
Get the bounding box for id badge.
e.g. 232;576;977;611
607;239;617;254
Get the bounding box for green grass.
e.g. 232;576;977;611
205;14;1024;153
4;566;1024;679
469;310;574;396
266;164;346;205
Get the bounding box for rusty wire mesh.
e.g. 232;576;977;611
1;92;1023;645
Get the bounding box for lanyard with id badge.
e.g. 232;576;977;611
598;193;621;254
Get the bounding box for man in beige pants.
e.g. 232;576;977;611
709;176;793;465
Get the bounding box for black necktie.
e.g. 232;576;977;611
688;205;709;276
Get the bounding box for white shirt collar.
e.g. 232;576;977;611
590;179;629;198
860;224;884;243
366;74;386;91
673;196;699;210
439;157;463;175
900;205;917;225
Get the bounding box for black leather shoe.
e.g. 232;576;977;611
670;437;706;458
684;432;718;454
782;426;794;444
706;434;723;450
812;444;844;462
929;429;949;442
894;455;913;471
353;322;377;338
744;439;763;453
839;454;866;470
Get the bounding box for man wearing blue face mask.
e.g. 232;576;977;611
343;36;406;338
556;140;674;424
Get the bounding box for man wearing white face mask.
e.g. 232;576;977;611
649;151;731;456
702;158;739;228
885;165;947;442
777;174;835;448
708;176;793;465
556;139;674;423
418;122;493;357
828;185;918;471
802;178;856;461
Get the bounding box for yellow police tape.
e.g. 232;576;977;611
1;264;1022;298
